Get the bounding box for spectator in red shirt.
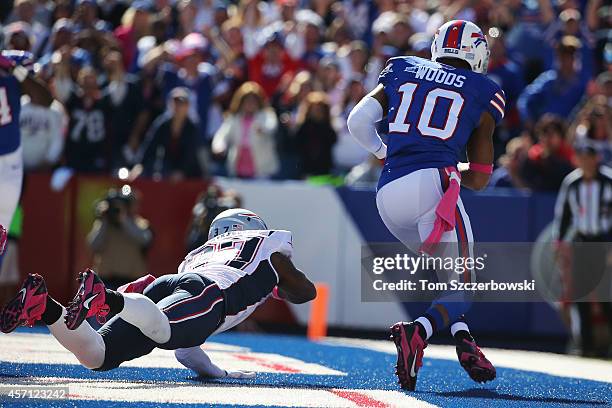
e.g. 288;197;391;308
519;114;575;191
114;0;154;70
247;31;298;99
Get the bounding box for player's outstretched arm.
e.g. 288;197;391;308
0;54;53;106
174;347;256;379
461;111;496;191
271;252;317;304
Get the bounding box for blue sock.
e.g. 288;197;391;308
424;306;445;332
424;291;472;333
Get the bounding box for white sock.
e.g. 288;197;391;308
47;308;105;369
118;293;171;344
415;316;433;340
450;321;470;337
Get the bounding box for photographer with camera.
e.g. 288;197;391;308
87;185;153;288
185;185;242;253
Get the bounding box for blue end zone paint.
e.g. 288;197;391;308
1;330;610;407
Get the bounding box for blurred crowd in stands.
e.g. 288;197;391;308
2;0;611;191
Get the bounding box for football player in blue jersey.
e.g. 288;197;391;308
348;20;505;391
0;50;53;264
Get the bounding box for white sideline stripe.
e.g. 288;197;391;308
322;337;612;384
0;332;344;375
0;377;439;407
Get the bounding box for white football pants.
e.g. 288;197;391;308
376;168;474;277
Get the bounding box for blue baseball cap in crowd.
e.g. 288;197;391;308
213;0;228;10
52;18;75;34
574;139;599;155
319;56;339;70
381;45;399;58
169;86;191;102
133;0;155;12
263;30;284;46
605;43;612;65
71;48;92;68
409;32;432;53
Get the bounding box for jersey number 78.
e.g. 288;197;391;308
388;82;464;140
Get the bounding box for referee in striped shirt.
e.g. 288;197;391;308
553;140;611;357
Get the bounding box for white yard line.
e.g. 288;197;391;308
0;332;344;375
0;377;439;408
0;332;441;407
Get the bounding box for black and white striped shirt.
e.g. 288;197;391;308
553;166;612;241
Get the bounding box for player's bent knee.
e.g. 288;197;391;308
76;353;105;370
75;341;106;370
142;320;171;344
90;350;120;372
91;360;116;372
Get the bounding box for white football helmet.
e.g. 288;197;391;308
208;208;268;240
431;20;490;74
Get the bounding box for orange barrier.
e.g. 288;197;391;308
307;283;329;340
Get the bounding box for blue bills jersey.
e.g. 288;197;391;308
377;56;505;189
0;75;22;155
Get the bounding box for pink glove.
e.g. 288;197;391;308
0;55;15;73
118;274;156;294
0;225;7;255
271;286;283;300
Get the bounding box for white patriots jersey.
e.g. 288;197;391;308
178;229;293;334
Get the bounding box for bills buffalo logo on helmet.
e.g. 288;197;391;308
471;32;486;48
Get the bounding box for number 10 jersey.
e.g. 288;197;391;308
377;55;505;189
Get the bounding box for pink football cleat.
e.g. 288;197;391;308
390;322;427;391
456;337;496;383
0;274;48;333
65;269;109;330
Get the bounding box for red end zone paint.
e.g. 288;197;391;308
233;354;301;373
328;390;390;408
